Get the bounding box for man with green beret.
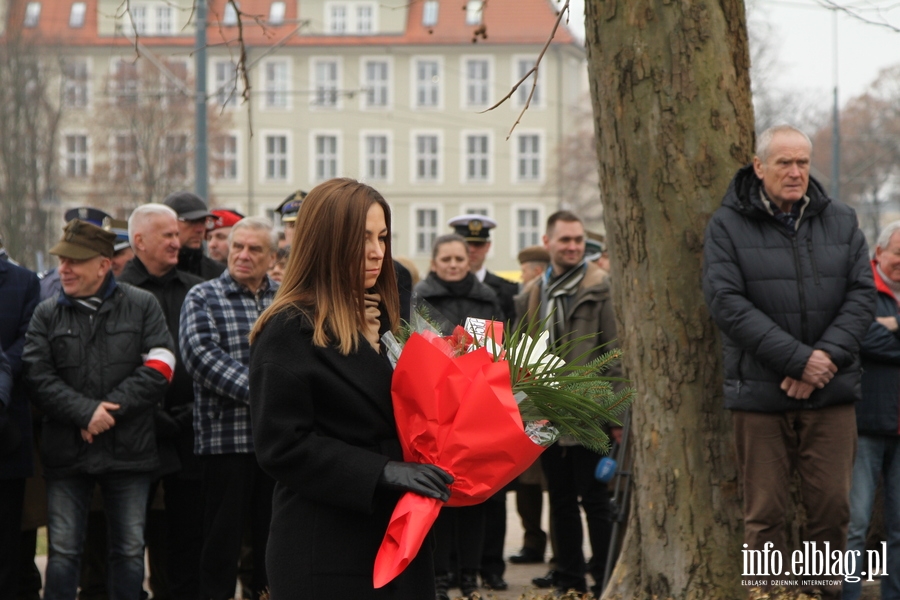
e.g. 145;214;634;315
24;219;175;600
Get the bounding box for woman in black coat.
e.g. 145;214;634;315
413;234;501;599
249;178;452;599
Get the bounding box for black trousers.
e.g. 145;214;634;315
162;476;203;600
541;444;613;593
480;491;506;578
199;454;274;600
433;505;486;574
0;478;25;600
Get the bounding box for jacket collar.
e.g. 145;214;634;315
724;164;830;222
872;259;897;300
57;272;119;307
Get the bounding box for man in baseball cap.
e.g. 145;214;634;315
163;192;224;280
207;209;244;264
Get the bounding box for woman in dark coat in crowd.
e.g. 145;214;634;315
413;234;501;600
249;178;453;599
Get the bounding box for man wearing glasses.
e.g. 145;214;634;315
163;192;226;281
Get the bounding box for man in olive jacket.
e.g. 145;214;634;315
703;125;875;598
24;220;175;600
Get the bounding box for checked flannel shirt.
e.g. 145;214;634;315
179;269;277;455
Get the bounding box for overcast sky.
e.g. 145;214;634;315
563;0;900;108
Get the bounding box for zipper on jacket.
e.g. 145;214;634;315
807;238;821;286
792;238;810;344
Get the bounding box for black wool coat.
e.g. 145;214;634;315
249;309;435;599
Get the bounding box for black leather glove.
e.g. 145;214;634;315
378;461;453;502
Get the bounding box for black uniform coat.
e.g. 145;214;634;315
249;308;435;599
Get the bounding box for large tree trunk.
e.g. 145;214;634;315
585;2;756;598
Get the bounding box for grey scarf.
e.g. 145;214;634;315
540;261;587;346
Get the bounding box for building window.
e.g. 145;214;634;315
114;134;139;179
65;135;88;178
24;2;41;27
313;59;339;108
364;60;388;108
130;6;147;34
265;135;288;180
212;134;238;181
265;60;288;108
155;6;173;34
517;208;541;251
516;134;541;181
422;1;438;26
162;60;189;108
465;59;489;107
415;60;439;108
465;134;489;182
364;135;388;181
223;2;238;25
516;58;540;106
314;135;338;181
269;1;285;24
164;134;188;179
329;5;347;33
113;59;139;107
69;2;86;27
356;5;373;33
214;60;238;107
63;60;89;108
415;134;439;181
465;1;482;25
415;208;438;255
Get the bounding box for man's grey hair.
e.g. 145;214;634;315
128;203;178;245
876;221;900;251
228;216;278;252
755;125;812;162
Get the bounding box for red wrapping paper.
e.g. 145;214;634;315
373;332;545;588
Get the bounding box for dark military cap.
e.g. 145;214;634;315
102;217;131;253
50;219;116;260
448;214;497;243
64;207;112;226
163;191;214;221
277;190;308;223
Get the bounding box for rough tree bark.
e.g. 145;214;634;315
584;2;756;598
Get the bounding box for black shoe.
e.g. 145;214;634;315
508;548;544;564
459;570;479;596
533;569;556;588
482;573;508;591
435;573;451;600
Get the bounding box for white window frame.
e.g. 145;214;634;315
512;205;545;255
310;57;341;109
412;56;442;110
112;132;140;181
155;5;173;34
111;57;139;107
269;1;285;24
422;0;439;26
263;58;291;110
261;132;291;182
513;55;542;108
310;131;342;183
360;130;392;183
410;130;443;184
327;3;347;33
63;132;90;178
24;2;41;27
513;130;544;183
461;130;492;184
461;56;493;109
465;0;483;25
211;131;240;182
212;59;239;108
223;1;238;25
411;204;443;257
162;133;190;180
63;58;90;108
355;3;376;33
69;2;86;27
361;57;391;110
130;5;147;34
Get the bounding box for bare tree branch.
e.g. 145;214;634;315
814;0;900;32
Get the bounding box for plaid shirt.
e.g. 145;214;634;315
179;269;277;455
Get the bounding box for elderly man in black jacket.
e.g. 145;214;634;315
24;220;174;600
703;125;875;598
119;203;205;599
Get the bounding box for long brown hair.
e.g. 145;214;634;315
250;178;399;354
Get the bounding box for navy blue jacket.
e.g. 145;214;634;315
857;262;900;435
703;165;876;412
0;259;40;479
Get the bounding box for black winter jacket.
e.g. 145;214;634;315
703;165;875;412
178;246;225;281
857;262;900;435
23;278;173;478
118;258;204;477
414;272;502;335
